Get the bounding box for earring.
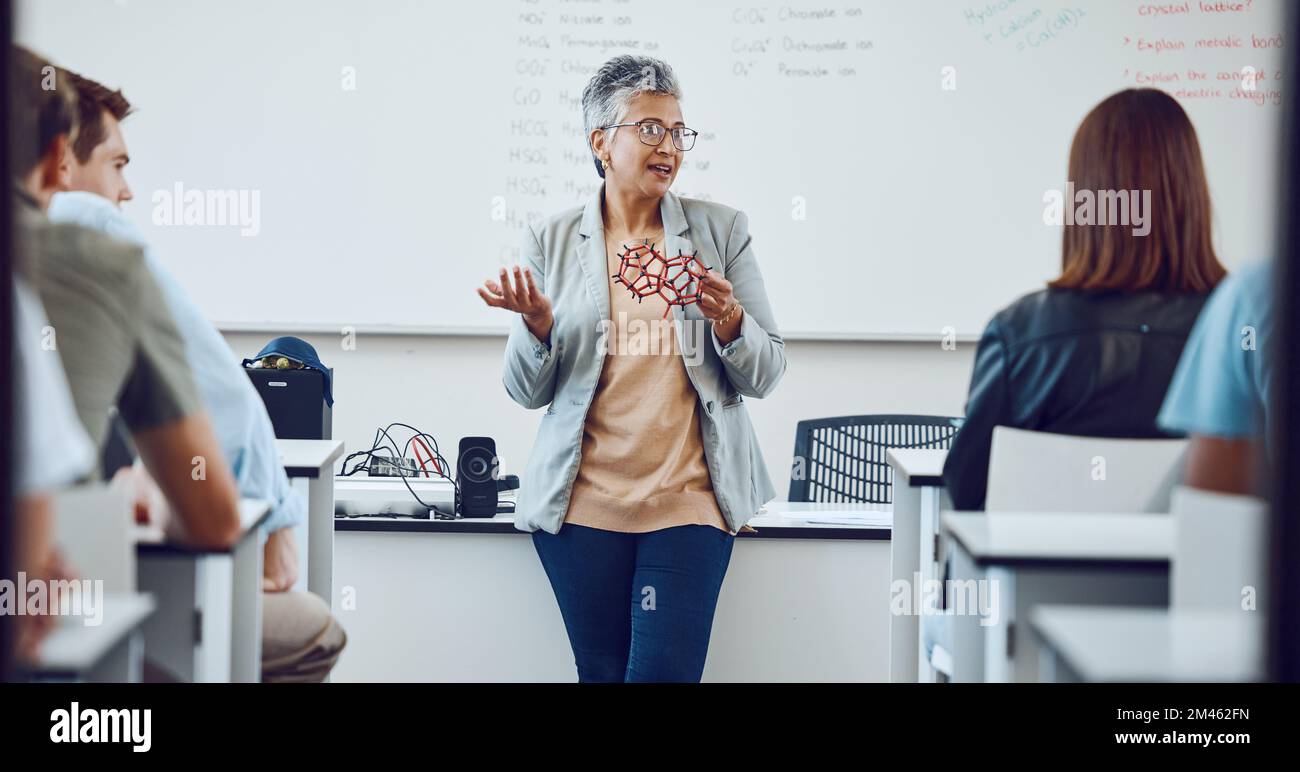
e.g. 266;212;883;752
601;158;610;170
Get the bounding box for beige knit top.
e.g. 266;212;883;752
562;228;732;535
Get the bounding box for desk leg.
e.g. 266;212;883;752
194;556;233;682
916;485;941;682
1038;641;1060;683
1040;648;1081;683
138;554;231;682
307;470;335;606
88;629;144;683
983;566;1015;683
889;481;921;683
138;555;196;682
949;543;988;683
231;534;264;683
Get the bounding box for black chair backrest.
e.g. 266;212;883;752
788;415;963;504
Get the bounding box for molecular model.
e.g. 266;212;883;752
612;241;711;319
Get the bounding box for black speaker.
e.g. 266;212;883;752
456;436;498;517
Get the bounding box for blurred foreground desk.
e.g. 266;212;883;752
943;511;1172;683
1031;605;1264;682
29;593;156;682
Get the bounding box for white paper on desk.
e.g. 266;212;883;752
801;516;892;527
774;510;890;526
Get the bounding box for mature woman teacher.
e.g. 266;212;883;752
477;55;787;682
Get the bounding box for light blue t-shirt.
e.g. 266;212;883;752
48;191;304;534
1158;261;1275;440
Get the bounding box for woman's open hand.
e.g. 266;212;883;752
478;265;554;345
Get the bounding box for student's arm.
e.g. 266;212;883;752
262;528;300;591
943;322;1014;511
1158;265;1272;495
13;495;58;661
132;413;242;549
106;255;241;547
109;194;309;536
1183;435;1267;496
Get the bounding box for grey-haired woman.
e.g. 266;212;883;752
477;55;786;682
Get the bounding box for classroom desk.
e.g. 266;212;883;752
278;439;346;603
332;502;892;681
942;511;1172;683
29;593;156;682
134;499;270;682
1031;605;1264;682
885;448;948;682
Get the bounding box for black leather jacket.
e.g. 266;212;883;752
943;288;1210;510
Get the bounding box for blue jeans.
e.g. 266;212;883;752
531;523;736;683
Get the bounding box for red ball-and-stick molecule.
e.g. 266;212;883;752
612;241;711;319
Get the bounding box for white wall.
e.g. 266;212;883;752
223;332;975;494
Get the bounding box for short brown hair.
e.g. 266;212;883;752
1049;89;1226;293
62;68;132;163
8;45;78;177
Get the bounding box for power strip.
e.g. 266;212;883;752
367;457;421;477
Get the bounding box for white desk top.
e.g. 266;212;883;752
277;439;346;475
339;482;895;530
33;592;156;675
886;448;948;486
754;501;891;529
942;511;1173;566
1031;605;1265;682
338;501;890;539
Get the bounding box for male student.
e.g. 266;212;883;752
1158;260;1276;496
47;68;346;682
11;45;241;550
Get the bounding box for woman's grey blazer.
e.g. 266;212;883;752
502;185;788;534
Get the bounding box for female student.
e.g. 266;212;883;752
943;88;1227;510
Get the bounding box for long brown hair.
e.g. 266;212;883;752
1049;88;1225;293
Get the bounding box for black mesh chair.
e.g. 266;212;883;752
788;415;964;504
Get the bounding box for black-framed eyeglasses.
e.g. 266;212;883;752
602;120;699;151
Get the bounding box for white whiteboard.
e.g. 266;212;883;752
17;0;1286;339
